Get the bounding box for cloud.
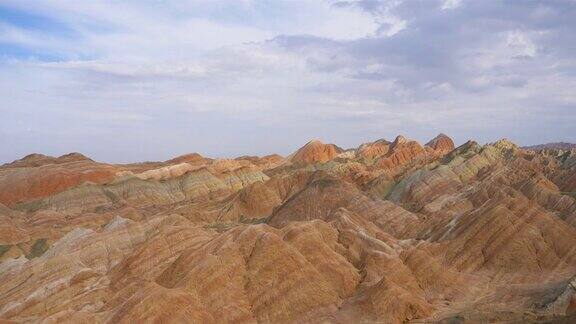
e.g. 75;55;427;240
0;0;575;163
441;0;461;10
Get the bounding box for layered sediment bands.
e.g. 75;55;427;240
335;274;434;323
164;152;208;165
537;149;576;198
131;162;197;180
157;223;356;323
386;141;501;210
16;166;269;213
439;199;576;273
0;155;118;207
0;204;28;247
235;154;286;171
268;175;422;237
2;135;576;323
107;282;216;323
117;153;210;175
210;170;313;222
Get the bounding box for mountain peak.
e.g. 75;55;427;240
393;135;409;145
57;152;93;162
425;133;455;154
303;138;325;146
165;153;206;165
290;139;340;164
2;153;55;168
492;138;518;151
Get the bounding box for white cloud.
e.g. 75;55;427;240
441;0;462;10
301;2;380;40
506;31;538;58
0;0;575;163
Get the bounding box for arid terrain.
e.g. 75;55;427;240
1;134;575;323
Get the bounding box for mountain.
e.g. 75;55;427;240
289;139;342;164
1;133;576;323
524;142;576;150
425;133;455;154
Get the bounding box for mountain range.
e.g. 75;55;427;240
1;134;575;323
523;142;576;151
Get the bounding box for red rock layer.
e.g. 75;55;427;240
0;154;118;206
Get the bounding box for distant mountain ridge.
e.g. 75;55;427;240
523;142;576;150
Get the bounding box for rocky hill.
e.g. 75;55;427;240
1;134;575;323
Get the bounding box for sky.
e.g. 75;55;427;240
1;0;575;163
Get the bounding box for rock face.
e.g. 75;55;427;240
356;139;391;160
1;134;576;323
425;133;455;155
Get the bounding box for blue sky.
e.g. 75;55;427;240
1;0;575;163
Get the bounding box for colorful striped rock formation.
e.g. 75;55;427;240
1;134;575;323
